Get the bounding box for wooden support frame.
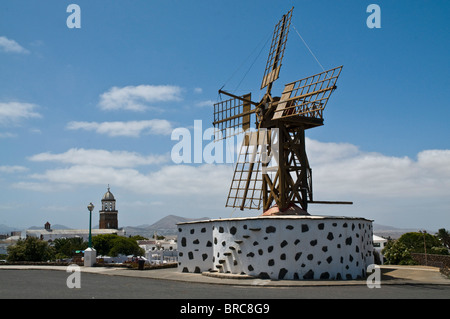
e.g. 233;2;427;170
261;125;313;211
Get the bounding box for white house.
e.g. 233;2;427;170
373;235;388;264
138;239;178;264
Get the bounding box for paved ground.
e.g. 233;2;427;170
0;265;448;301
1;264;447;287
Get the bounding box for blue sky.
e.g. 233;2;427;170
0;0;449;231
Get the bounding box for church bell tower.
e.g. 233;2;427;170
99;185;118;229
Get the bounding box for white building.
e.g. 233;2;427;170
373;234;388;264
23;222;125;243
138;239;178;264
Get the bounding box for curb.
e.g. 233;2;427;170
202;271;256;280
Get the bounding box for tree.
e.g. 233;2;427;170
7;237;55;262
397;232;441;254
91;234;118;256
108;237;144;257
382;240;414;265
436;228;450;250
383;231;449;265
92;234;144;257
129;235;148;241
53;237;88;259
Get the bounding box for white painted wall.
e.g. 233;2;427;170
178;216;374;280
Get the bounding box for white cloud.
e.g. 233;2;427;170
29;128;42;134
0;165;28;173
195;100;215;108
11;139;450;229
98;85;183;112
12;181;71;192
143;164;232;196
305;138;450;199
0;102;42;125
66;119;173;137
29;148;168;168
417;150;450;176
22;163;232;198
0;132;17;138
21;140;450;200
0;36;29;54
306;138;360;164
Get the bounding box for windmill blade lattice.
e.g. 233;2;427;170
261;7;293;91
226;130;275;210
213;93;255;141
272;66;343;121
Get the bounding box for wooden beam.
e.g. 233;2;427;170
308;201;353;205
218;90;259;106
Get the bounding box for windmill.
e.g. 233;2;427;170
213;7;351;215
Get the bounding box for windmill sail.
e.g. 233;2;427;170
226;130;273;210
213;93;255;141
272;66;343;121
261;7;293;91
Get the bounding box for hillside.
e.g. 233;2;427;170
372;223;432;239
0;224;20;235
124;218;432;239
27;224;72;230
124;215;210;238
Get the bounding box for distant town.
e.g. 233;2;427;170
0;187;198;267
0;187;448;272
1;215;449;270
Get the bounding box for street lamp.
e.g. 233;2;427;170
87;202;94;248
84;202;97;267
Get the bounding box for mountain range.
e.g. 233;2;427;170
122;215;210;237
0;215;209;238
0;215;436;239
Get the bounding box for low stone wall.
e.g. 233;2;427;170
411;253;450;268
177;215;374;280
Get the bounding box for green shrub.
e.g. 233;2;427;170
7;237;55;262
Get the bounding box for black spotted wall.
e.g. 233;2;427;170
177;217;374;280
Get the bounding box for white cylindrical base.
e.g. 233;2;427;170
84;247;97;267
177;215;374;280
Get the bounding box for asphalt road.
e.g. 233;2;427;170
0;269;449;300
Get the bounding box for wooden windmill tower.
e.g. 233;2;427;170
213;7;351;214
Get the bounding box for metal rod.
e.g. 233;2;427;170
88;210;92;248
308;201;353;205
